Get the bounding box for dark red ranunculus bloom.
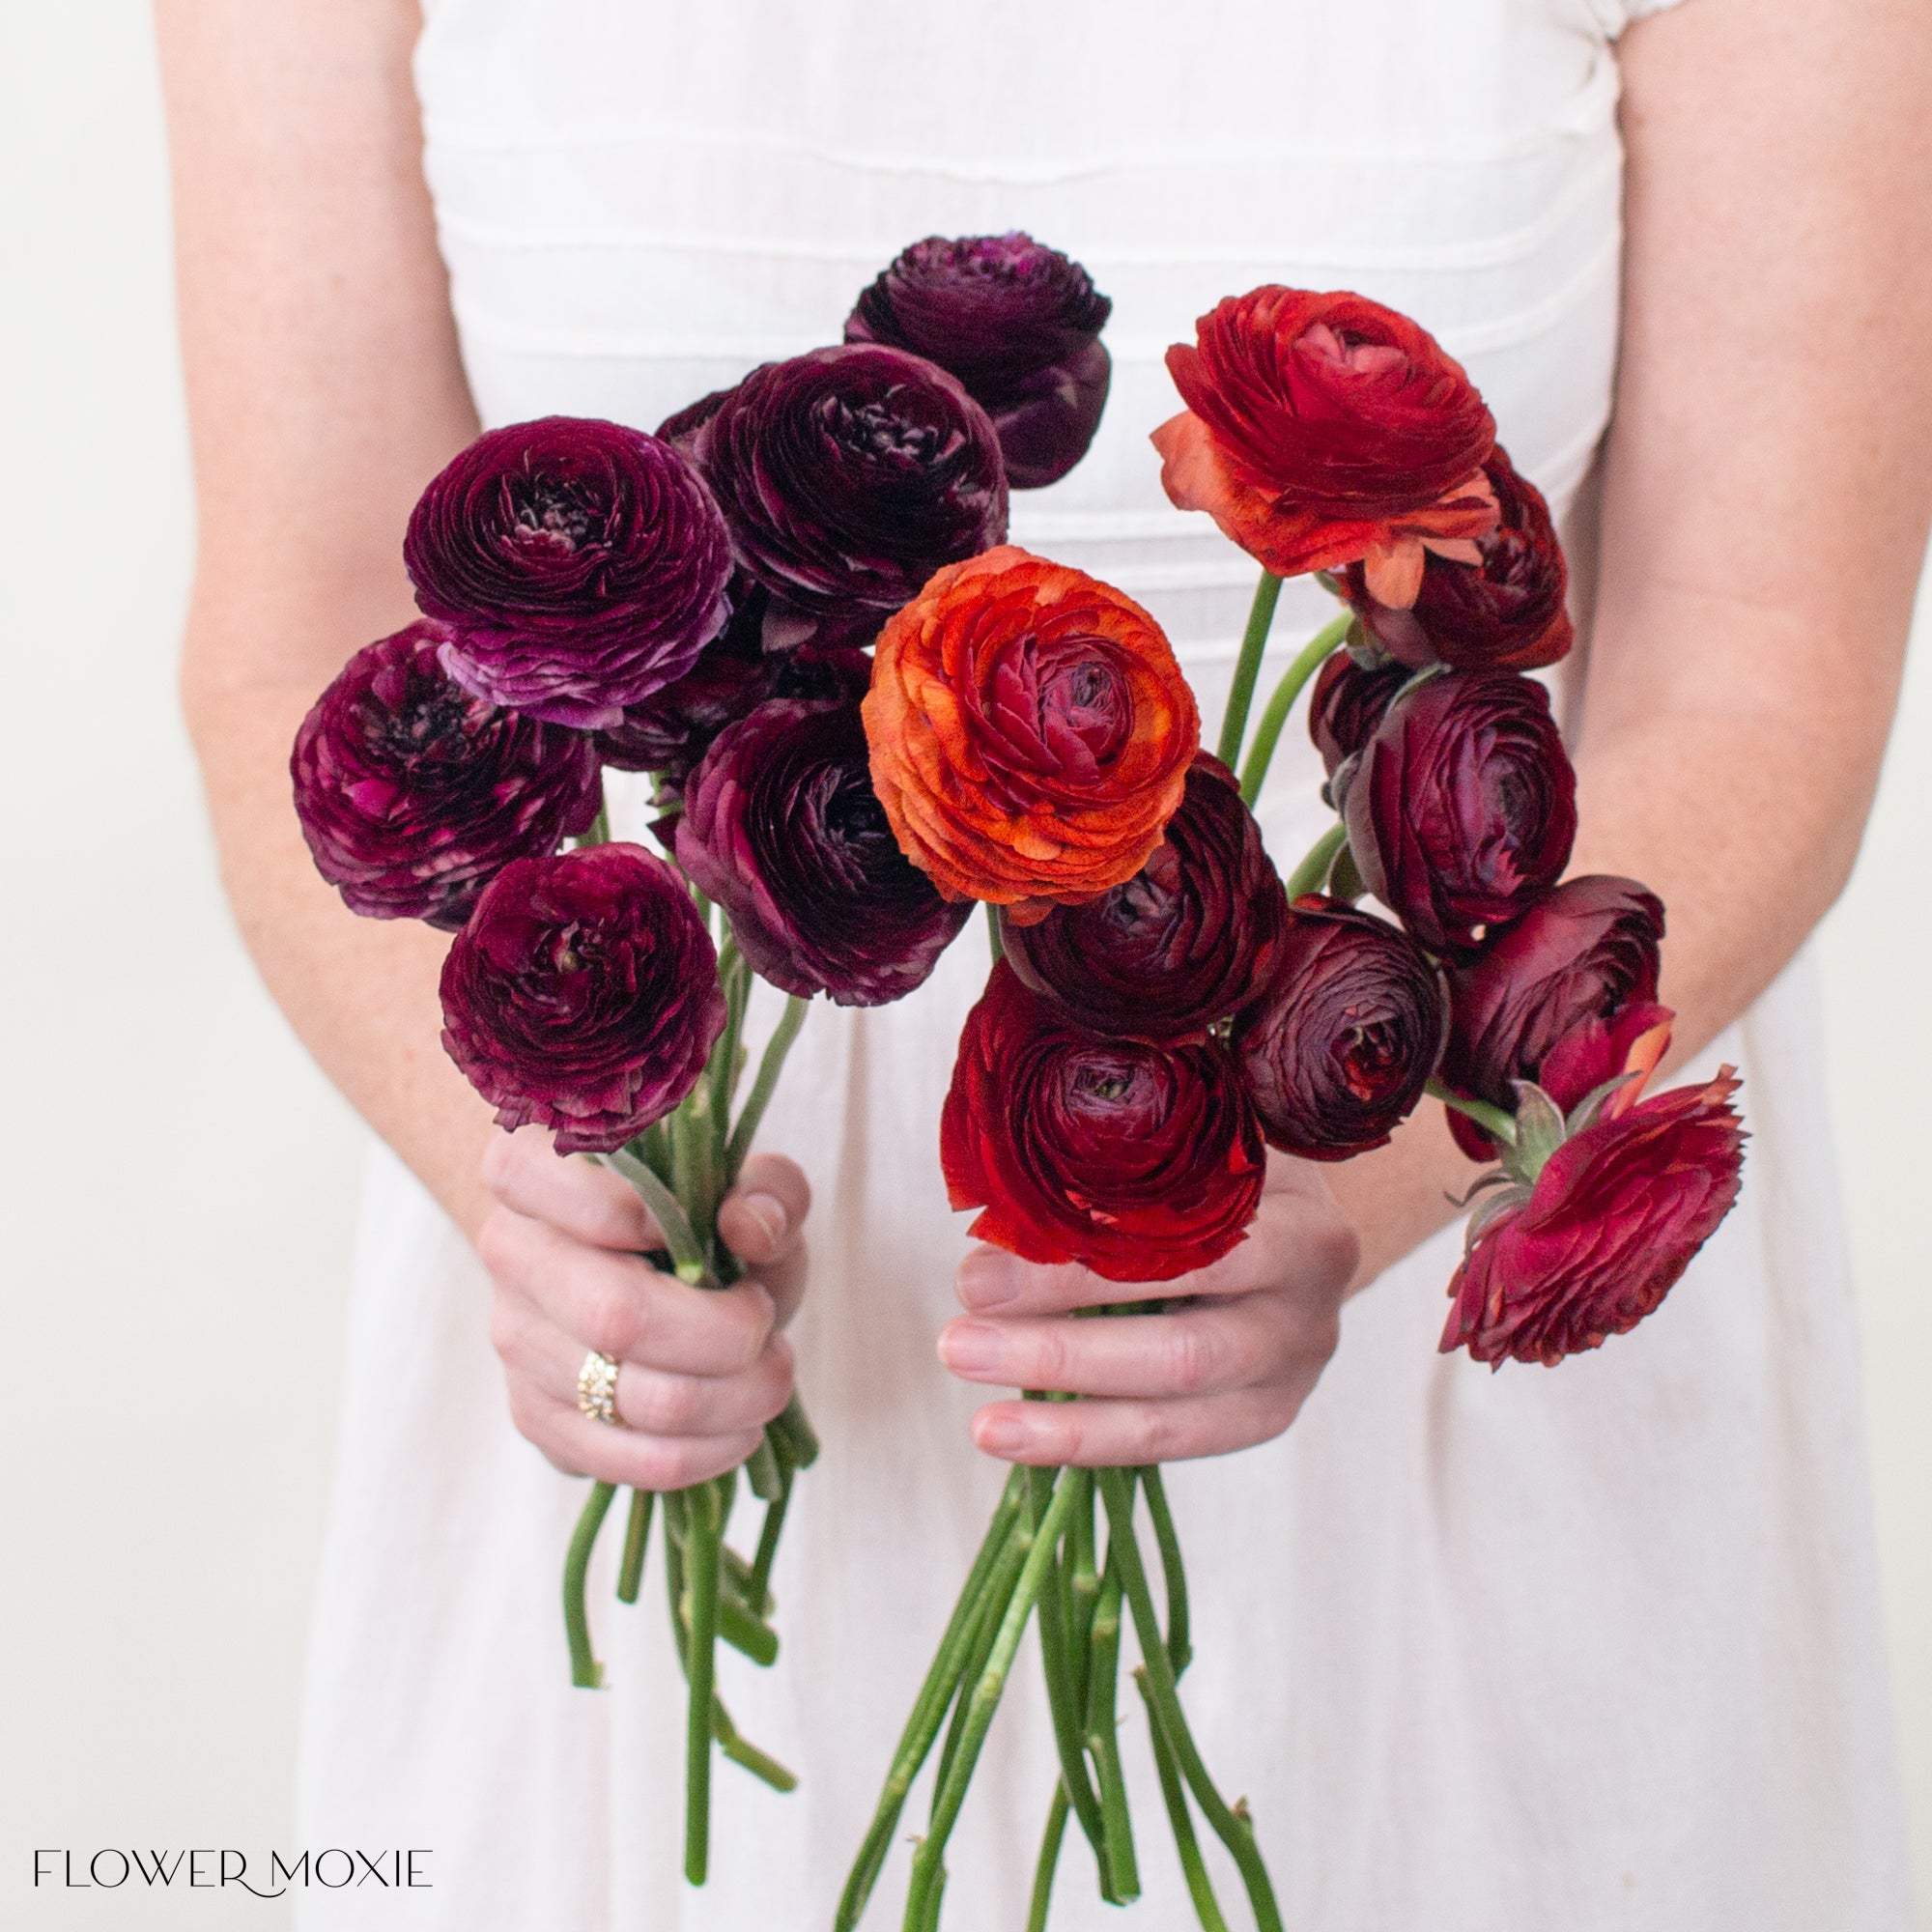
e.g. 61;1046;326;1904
1338;448;1573;671
439;843;724;1153
594;576;872;782
292;621;602;932
998;753;1286;1039
681;344;1008;647
1233;896;1446;1159
845;233;1112;489
675;698;972;1006
942;961;1265;1283
1344;669;1577;955
1307;649;1411;778
1153;286;1496;601
1441;1068;1746;1366
405;417;732;729
1440;874;1666;1157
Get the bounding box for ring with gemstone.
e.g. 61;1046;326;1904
576;1350;622;1427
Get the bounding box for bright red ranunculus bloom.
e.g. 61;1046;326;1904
1152;287;1497;602
941;961;1265;1283
1440;1069;1747;1367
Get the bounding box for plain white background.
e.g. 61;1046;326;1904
3;4;1926;1924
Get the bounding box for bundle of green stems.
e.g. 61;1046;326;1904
561;861;819;1888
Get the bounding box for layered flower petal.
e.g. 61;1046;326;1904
942;962;1265;1283
439;843;724;1153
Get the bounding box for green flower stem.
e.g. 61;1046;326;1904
915;1866;948;1932
1136;1668;1231;1932
1086;1530;1139;1902
1217;570;1284;769
932;1517;1031;1800
607;1148;713;1285
724;1542;776;1620
713;1702;798;1792
768;1389;822;1470
564;1480;617;1689
1327;839;1367;904
579;794;611;847
1140;1465;1192;1678
724;995;809;1182
905;1470;1082;1928
1238;612;1353;808
616;1488;654;1605
1097;1469;1282;1932
1283;822;1348;901
709;936;750;1172
987;902;1006;963
749;1465;793;1608
1026;1785;1072;1932
716;1592;779;1668
835;1470;1030;1932
745;1435;783;1503
682;1480;724;1886
1026;1470;1113;1887
1424;1077;1519;1146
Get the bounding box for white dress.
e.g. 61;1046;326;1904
295;2;1917;1925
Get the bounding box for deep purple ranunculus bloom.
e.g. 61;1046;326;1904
679;344;1008;650
439;843;725;1153
1343;668;1577;955
675;698;972;1006
1439;873;1665;1157
594;576;872;783
845;233;1113;489
291;621;602;931
1233;895;1447;1160
998;753;1286;1040
405;416;732;729
1338;448;1574;672
1307;649;1413;779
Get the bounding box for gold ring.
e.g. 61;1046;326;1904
576;1350;621;1427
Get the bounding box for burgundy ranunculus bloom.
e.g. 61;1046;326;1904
292;621;602;931
439;843;724;1153
1233;896;1446;1159
1307;649;1411;779
845;233;1113;489
594;576;872;782
682;344;1009;647
1440;874;1666;1157
1338;448;1574;671
1344;669;1577;954
1441;1068;1747;1366
405;416;732;729
942;961;1265;1283
998;753;1286;1040
675;698;972;1006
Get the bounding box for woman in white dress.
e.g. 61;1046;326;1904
156;0;1929;1925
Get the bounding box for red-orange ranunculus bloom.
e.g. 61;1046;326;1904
1153;287;1498;605
864;546;1200;922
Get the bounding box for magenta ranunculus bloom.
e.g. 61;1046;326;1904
594;578;872;785
679;344;1008;648
405;416;732;730
1441;1068;1746;1367
676;698;972;1006
998;753;1285;1040
1233;895;1446;1159
845;233;1113;489
439;843;725;1153
1307;649;1412;780
1343;668;1577;955
291;621;602;932
1439;873;1665;1157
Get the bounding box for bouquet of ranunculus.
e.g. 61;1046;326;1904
836;286;1747;1930
290;234;1117;1881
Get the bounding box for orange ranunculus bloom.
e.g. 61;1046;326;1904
1153;286;1499;606
864;546;1199;922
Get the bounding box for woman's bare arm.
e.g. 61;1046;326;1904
157;0;495;1232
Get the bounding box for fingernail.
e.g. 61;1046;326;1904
938;1321;1004;1376
975;1411;1028;1454
957;1249;1023;1308
740;1193;785;1248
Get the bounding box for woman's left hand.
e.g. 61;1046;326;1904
937;1151;1359;1465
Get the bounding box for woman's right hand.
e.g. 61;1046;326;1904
477;1127;810;1489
